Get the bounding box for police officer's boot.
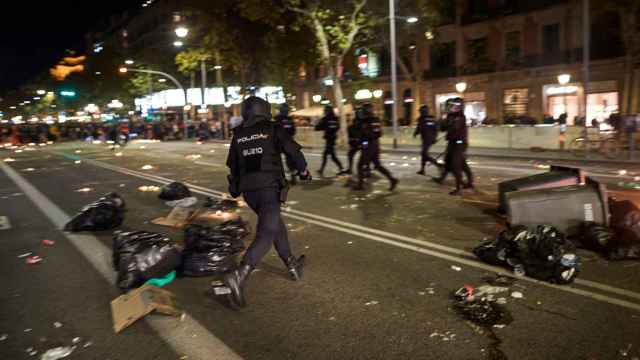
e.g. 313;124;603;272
285;255;306;281
222;263;252;308
389;177;399;191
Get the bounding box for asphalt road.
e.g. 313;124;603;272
1;140;639;360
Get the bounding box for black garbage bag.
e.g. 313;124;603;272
158;182;191;200
181;223;246;277
607;227;640;260
112;231;182;291
203;197;239;212
64;192;125;232
474;225;580;284
214;218;251;240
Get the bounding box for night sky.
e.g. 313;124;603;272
0;1;133;95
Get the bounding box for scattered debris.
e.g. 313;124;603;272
72;337;81;344
450;265;462;272
18;252;33;258
40;346;74;360
23;168;35;172
24;328;32;333
42;239;55;246
185;154;202;160
3;158;16;162
138;185;160;192
114;152;123;157
75;188;93;193
75;150;82;154
82;341;92;348
0;334;7;341
364;301;379;306
53;321;63;328
74;160;81;164
619;169;628;176
26;255;43;265
493;324;506;329
510;291;524;299
141;164;153;170
347;241;353;245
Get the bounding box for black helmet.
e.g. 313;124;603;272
362;103;374;117
419;105;429;116
278;103;290;115
448;97;464;113
241;96;271;123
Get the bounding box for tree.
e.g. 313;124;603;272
285;0;371;144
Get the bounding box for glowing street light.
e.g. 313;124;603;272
175;26;189;38
312;94;322;103
119;67;128;73
173;41;183;47
36;90;46;95
406;16;418;23
158;78;166;83
373;89;384;98
558;73;571;85
213;65;222;70
455;82;468;93
33;97;41;100
125;59;134;65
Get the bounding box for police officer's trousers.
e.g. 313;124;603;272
319;138;343;172
441;142;473;189
420;141;438;170
346;143;360;173
242;189;291;267
357;143;393;184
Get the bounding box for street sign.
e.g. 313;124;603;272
0;216;11;230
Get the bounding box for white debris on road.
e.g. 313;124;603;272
510;291;524;299
450;265;462;272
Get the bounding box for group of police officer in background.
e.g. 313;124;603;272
223;95;473;308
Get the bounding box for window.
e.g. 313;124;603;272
505;31;521;63
542;24;560;54
431;42;456;69
503;88;529;117
467;37;488;62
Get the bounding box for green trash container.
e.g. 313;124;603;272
498;165;585;213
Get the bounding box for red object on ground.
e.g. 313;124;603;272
42;239;55;246
26;256;43;264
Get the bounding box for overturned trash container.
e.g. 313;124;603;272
64;192;126;232
505;180;608;237
498;166;585;213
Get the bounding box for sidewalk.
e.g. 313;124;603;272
378;144;639;165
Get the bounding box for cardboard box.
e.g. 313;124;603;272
111;285;181;333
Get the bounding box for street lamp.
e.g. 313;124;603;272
125;59;134;65
455;82;467;94
119;67;128;73
558;74;571;85
175;26;189;38
406;16;418;23
173;41;183;48
36;90;46;95
312;95;322;103
213;65;222;70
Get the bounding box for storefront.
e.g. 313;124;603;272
543;81;619;126
503;88;529;118
435;92;486;125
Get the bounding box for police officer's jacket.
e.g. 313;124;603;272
414;115;438;144
445;112;468;144
360;116;383;146
274;114;296;137
347;121;362;147
227;116;307;193
314;114;340;140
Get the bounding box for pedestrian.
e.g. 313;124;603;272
273;103;298;184
354;103;398;191
432;98;474;195
339;111;363;176
223;96;311;308
315;105;344;177
413;105;441;175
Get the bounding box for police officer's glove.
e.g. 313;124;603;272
298;169;312;181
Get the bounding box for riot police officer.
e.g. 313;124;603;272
224;96;311;308
432;98;474;195
273;103;298;184
338;110;363;176
315;105;344;176
354;103;398;191
413;105;441;175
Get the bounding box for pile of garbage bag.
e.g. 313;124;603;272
576;198;640;260
180;220;248;277
203;196;239;212
158;182;191;201
452;284;512;327
474;225;580;284
64;192;125;232
112;231;182;291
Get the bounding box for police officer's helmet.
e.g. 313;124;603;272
278;103;290;115
362;103;374;117
419;105;429;116
448;97;464;113
241;96;271;123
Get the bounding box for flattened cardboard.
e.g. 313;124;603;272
111;285;181;333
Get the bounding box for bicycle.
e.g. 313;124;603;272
569;131;621;159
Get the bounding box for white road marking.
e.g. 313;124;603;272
67;154;640;311
0;162;243;360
